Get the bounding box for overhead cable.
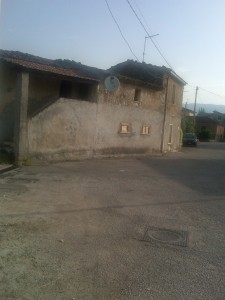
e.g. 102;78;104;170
104;0;139;61
198;86;225;99
133;0;154;35
187;83;225;99
106;0;224;102
126;0;174;70
104;0;166;82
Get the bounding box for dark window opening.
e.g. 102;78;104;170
59;80;96;102
78;83;89;100
60;80;72;98
134;89;141;102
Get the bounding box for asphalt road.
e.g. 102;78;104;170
0;142;225;299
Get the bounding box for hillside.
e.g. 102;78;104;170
186;103;225;114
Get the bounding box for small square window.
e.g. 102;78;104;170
119;123;130;134
134;89;141;102
141;125;150;135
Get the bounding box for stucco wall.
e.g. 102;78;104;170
95;102;162;155
28;97;163;161
28;99;97;160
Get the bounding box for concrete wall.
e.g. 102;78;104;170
28;99;97;160
95;102;162;155
28;97;163;161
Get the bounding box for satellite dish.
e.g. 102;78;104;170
104;76;120;92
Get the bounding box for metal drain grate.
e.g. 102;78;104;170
142;226;188;247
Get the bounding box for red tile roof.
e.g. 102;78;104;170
1;57;99;82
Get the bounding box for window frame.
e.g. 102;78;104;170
141;124;151;135
119;123;131;134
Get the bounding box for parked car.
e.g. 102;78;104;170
182;133;198;147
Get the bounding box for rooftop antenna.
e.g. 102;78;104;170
142;34;159;62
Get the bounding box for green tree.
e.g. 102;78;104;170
181;116;195;133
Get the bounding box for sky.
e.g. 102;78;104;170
0;0;225;106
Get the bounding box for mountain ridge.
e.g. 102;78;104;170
185;103;225;114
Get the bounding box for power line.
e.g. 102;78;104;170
198;87;225;99
132;0;165;52
132;0;154;35
127;0;224;101
104;0;167;83
186;84;196;89
187;83;225;99
106;0;224;103
126;0;174;70
104;0;139;61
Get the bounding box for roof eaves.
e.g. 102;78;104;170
1;57;99;82
162;66;186;85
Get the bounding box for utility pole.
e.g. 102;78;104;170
193;86;199;132
142;34;159;62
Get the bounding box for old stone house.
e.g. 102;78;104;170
0;50;185;164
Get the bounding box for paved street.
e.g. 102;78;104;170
0;143;225;299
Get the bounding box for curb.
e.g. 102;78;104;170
0;165;17;175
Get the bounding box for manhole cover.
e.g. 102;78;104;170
142;227;188;247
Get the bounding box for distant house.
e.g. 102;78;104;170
0;50;186;164
196;116;225;141
209;111;225;124
182;107;194;117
